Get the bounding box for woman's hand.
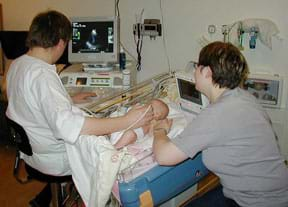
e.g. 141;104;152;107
153;118;173;134
71;92;97;104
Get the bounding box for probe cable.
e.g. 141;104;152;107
113;104;152;142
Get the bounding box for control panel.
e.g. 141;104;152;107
60;71;123;88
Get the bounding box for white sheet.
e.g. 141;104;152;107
65;135;136;207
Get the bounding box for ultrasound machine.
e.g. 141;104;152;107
60;16;127;104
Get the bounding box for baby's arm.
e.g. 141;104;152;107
114;130;137;149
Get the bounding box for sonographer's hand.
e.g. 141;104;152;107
125;103;154;129
72;92;97;104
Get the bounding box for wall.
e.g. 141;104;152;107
0;0;288;83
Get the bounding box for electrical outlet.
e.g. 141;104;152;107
208;25;216;34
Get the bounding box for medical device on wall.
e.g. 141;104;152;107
133;19;162;39
68;16;119;65
175;70;209;114
60;70;123;88
244;73;287;109
223;18;280;50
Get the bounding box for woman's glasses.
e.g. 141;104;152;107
191;61;199;69
191;61;205;70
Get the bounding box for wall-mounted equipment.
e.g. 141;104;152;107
243;73;287;109
222;25;229;43
248;27;258;49
223;18;280;50
133;19;162;39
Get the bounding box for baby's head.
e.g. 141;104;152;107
150;99;169;120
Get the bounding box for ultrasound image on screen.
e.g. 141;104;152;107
71;21;114;53
178;79;202;105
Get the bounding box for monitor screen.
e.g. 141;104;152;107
68;16;119;64
175;70;209;114
177;78;203;105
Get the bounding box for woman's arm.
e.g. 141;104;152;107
153;119;188;165
80;104;154;135
71;92;97;104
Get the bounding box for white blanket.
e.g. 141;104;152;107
65;135;136;207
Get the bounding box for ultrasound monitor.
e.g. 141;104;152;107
68;16;119;64
175;70;209;114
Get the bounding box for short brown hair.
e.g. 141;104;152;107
198;41;249;89
26;10;72;48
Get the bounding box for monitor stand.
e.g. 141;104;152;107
82;63;114;72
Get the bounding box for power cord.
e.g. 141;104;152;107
125;104;152;131
115;0;120;17
134;25;143;71
113;104;152;142
115;0;137;64
160;0;171;73
134;9;144;71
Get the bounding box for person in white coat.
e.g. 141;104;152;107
5;10;153;207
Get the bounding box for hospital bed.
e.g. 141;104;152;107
82;72;210;207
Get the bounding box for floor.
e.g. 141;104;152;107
0;143;46;207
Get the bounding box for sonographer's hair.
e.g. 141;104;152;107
198;41;249;89
26;10;72;48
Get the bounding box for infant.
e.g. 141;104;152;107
111;99;169;149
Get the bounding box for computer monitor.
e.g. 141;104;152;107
68;16;119;64
175;70;209;114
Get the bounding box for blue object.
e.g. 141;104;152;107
249;27;258;49
119;50;126;70
119;153;208;207
183;185;240;207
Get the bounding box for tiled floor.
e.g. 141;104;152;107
0;144;46;207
